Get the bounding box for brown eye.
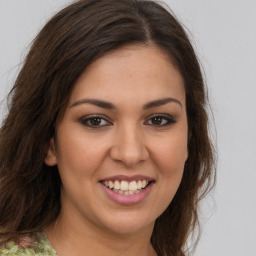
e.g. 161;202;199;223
151;117;165;126
145;114;176;127
90;118;103;126
80;116;111;128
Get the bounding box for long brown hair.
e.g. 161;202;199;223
0;0;216;255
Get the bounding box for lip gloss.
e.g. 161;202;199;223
100;182;153;205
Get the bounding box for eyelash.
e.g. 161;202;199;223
80;114;176;128
145;113;176;127
80;115;112;128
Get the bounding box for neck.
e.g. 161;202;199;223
44;210;157;256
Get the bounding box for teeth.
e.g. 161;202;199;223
102;179;150;194
112;189;124;195
108;181;114;189
114;180;120;189
137;180;142;189
129;181;137;191
120;180;129;190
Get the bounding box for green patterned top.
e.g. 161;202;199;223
0;231;57;255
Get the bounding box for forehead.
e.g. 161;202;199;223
69;45;185;106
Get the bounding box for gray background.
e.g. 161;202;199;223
0;1;255;255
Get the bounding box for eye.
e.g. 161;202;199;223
145;114;176;127
80;115;112;128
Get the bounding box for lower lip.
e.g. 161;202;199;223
100;182;153;205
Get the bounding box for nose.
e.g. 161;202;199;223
109;123;149;167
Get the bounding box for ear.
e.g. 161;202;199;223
44;138;57;166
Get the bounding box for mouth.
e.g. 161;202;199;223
99;176;155;205
100;179;152;195
100;175;156;205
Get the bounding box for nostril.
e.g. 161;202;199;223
109;138;149;167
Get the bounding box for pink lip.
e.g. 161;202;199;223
100;181;154;205
100;175;154;182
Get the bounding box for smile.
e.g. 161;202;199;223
100;176;154;205
101;180;150;195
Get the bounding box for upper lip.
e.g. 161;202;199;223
100;175;155;182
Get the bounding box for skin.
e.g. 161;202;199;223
44;44;188;256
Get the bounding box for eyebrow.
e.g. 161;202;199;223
70;99;115;109
70;97;182;109
143;97;182;109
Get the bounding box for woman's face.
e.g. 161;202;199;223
45;45;188;235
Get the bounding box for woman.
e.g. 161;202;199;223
0;0;215;255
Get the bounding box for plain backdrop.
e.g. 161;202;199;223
0;1;255;255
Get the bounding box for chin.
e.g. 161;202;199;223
96;210;156;236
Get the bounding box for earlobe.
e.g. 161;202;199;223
44;138;57;166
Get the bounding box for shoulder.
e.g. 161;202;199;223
0;231;57;256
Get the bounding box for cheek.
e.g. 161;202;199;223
54;133;108;207
156;148;185;188
151;134;188;175
55;131;109;179
150;133;187;200
147;136;187;217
